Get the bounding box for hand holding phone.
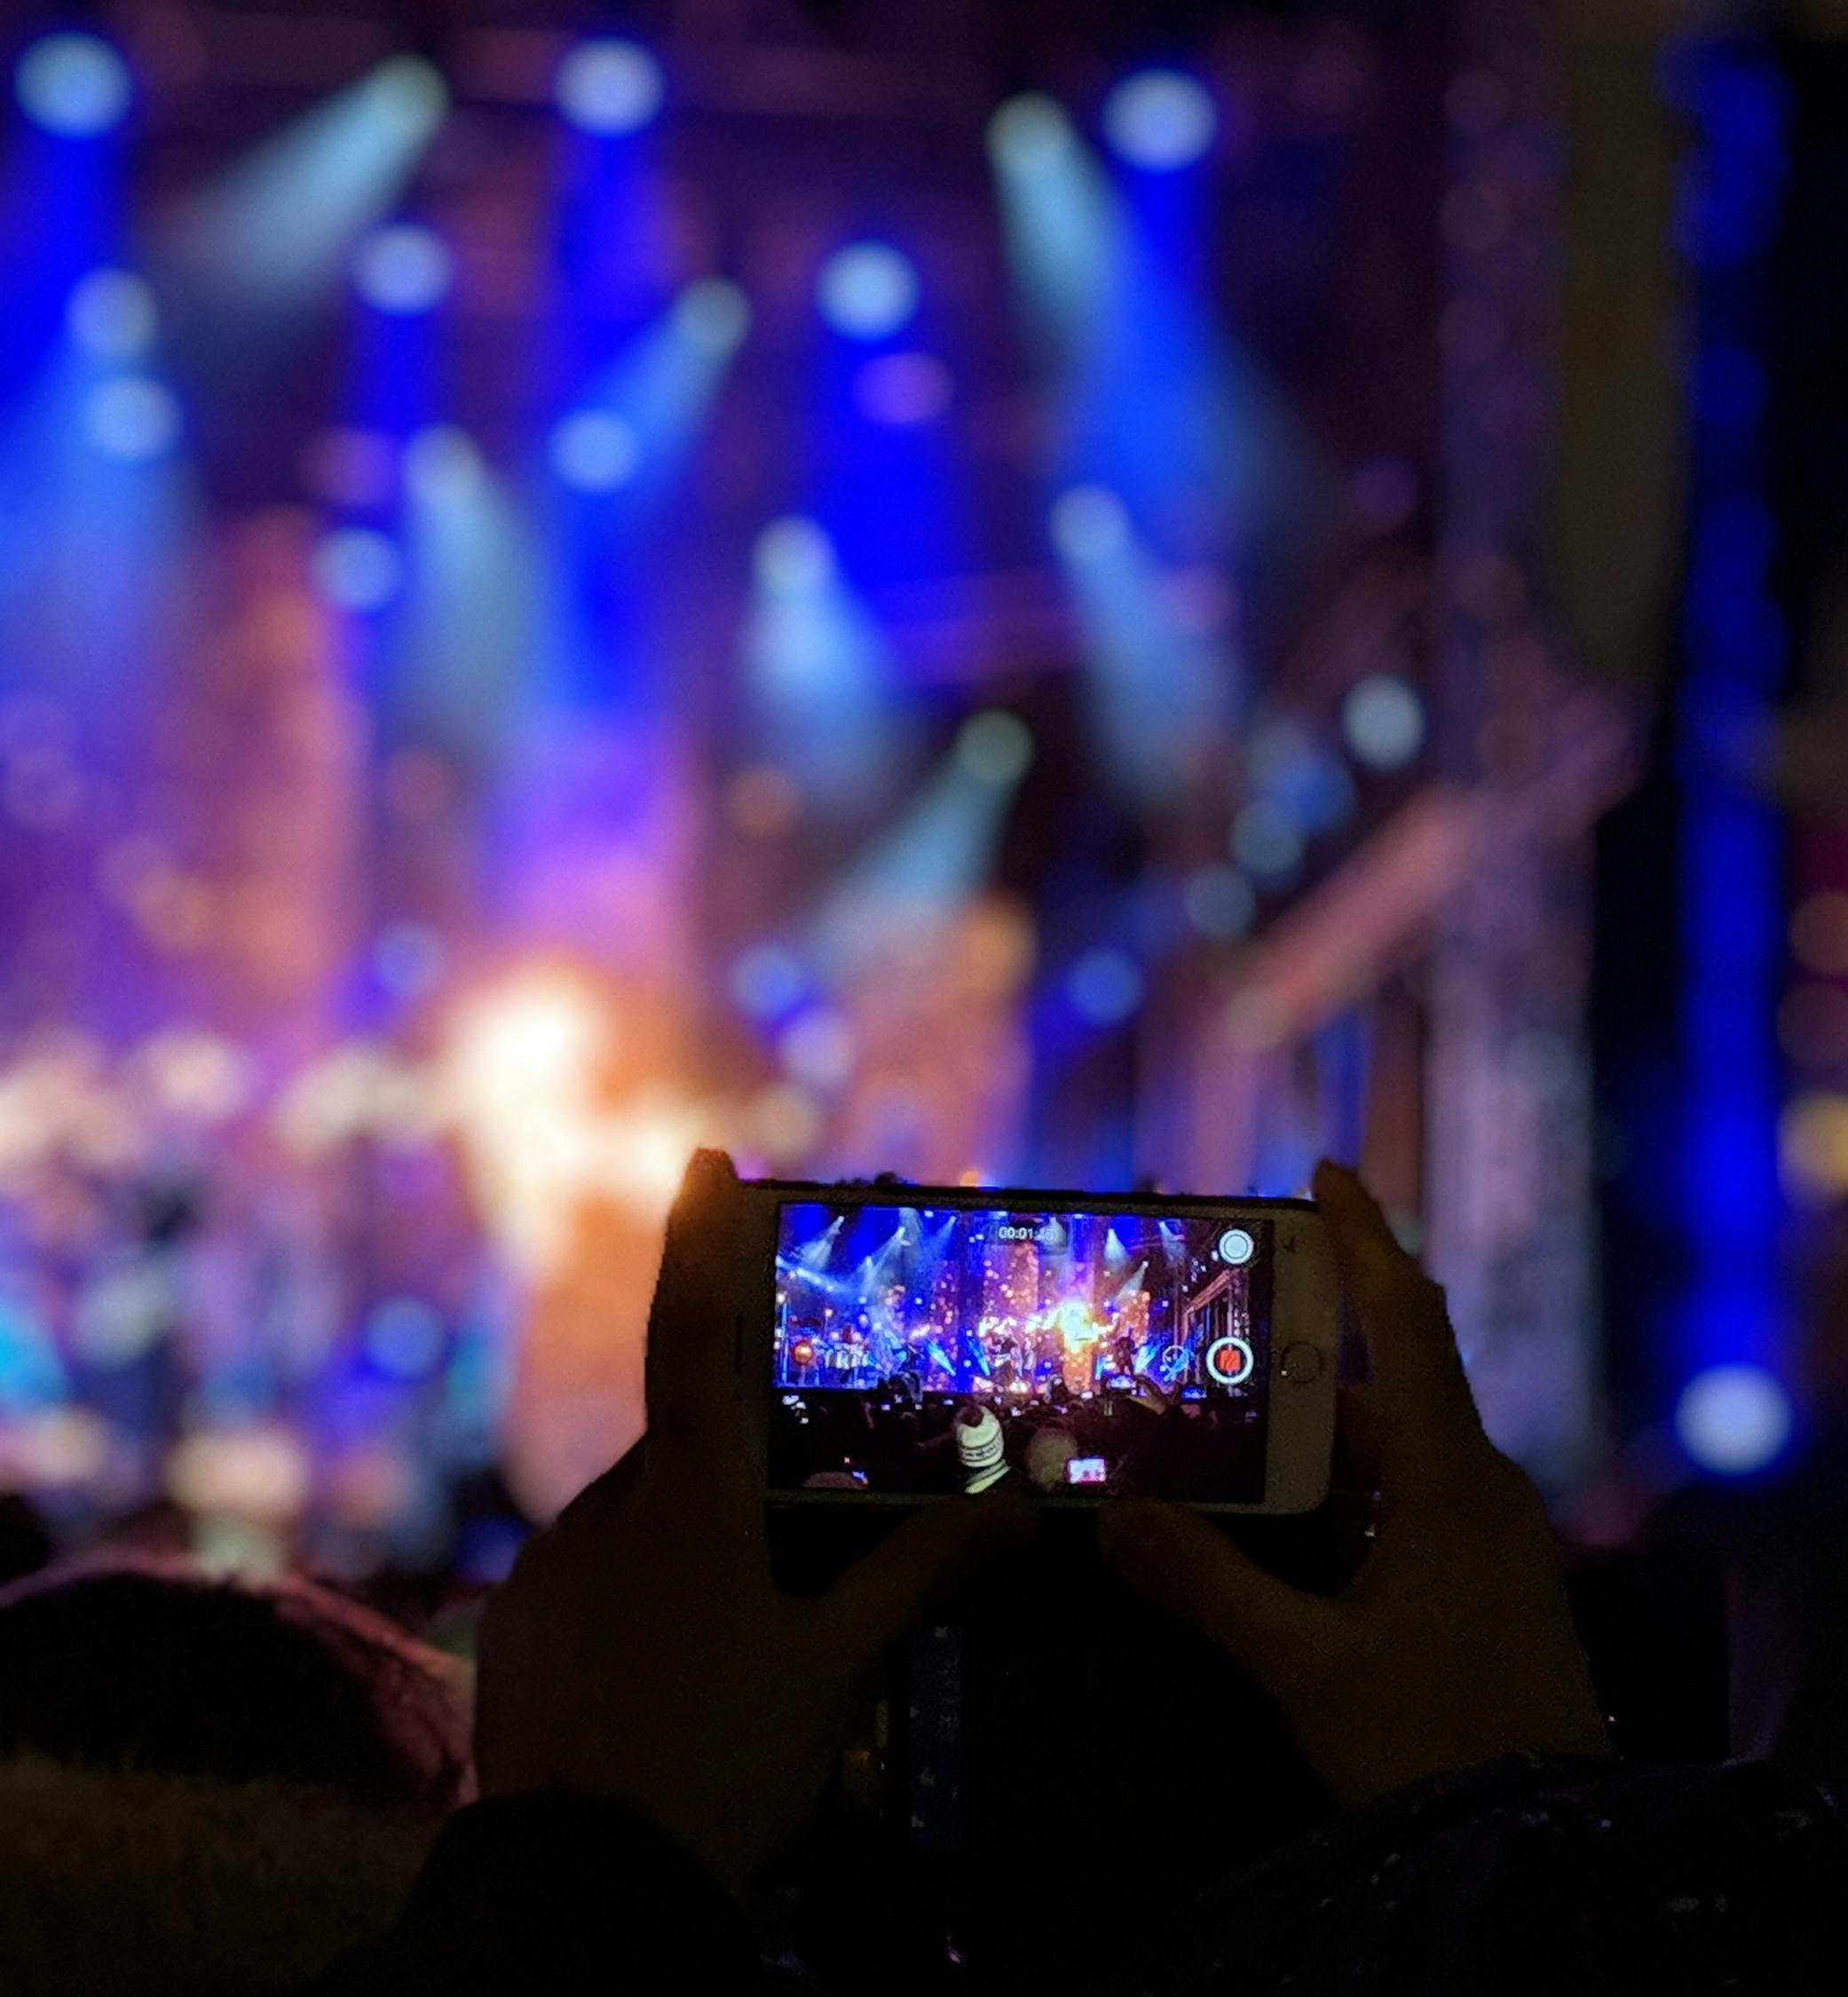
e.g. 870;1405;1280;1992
1099;1160;1612;1807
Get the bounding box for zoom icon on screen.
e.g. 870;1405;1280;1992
1216;1226;1256;1267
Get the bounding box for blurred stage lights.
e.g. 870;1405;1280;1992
1232;799;1307;884
987;93;1078;174
15;32;133;138
1342;673;1426;770
730;943;808;1021
955;711;1035;787
549;410;642;492
83;376;182;462
402;423;485;501
351;224;454;313
754;517;836;592
1102;69;1218;170
674;277;753;354
555;37;665;135
817;242;920;341
364;1298;446;1378
1049;485;1131;562
312;527;403;612
67;270;157;359
853;351;953;425
1184;864;1257;941
1067;946;1145;1026
1675;1364;1793;1476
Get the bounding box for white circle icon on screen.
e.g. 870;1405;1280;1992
1205;1336;1255;1386
1217;1226;1256;1266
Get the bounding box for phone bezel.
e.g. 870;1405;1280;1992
730;1181;1340;1515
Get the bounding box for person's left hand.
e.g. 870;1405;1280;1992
475;1150;1032;1899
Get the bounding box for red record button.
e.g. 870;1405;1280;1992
1205;1335;1254;1386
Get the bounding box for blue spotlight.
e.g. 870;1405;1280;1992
987;93;1080;176
555;38;665;135
1048;487;1229;804
351;224;453;313
82;376;182;462
548;409;641;492
66;271;157;359
817;243;920;341
170;57;448;310
1184;864;1256;941
1231;799;1306;885
1675;1364;1793;1474
744;517;901;811
15;32;132;137
954;711;1035;786
731;944;809;1022
1343;674;1426;770
403;423;484;502
674;277;753;354
312;527;403;611
1067;947;1144;1025
1102;69;1218;171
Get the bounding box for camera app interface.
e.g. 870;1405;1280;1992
770;1203;1272;1503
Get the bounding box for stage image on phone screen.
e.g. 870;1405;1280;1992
769;1203;1273;1503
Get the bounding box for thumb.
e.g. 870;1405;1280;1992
1098;1499;1328;1693
811;1490;1035;1682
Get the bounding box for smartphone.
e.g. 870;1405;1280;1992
732;1182;1339;1513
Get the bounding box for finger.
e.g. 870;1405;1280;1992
809;1490;1036;1684
549;1437;649;1540
1311;1160;1481;1484
1097;1498;1330;1692
643;1150;743;1462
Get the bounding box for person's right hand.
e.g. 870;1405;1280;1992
1099;1159;1611;1809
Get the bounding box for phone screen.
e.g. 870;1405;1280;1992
768;1201;1273;1503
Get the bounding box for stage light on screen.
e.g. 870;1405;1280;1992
351;224;454;313
1067;946;1144;1025
67;270;157;359
987;93;1078;175
15;32;133;137
754;517;837;592
82;377;182;462
1231;799;1306;885
817;243;921;340
852;351;953;425
312;527;403;612
1102;69;1218;170
1343;674;1426;770
1049;485;1131;562
673;277;752;355
549;410;642;491
1675;1364;1793;1475
555;37;665;135
955;711;1035;787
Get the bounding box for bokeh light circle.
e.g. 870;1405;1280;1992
955;711;1035;786
1184;864;1257;941
549;410;642;492
83;377;182;462
817;243;921;341
675;277;752;354
1049;485;1130;562
730;944;808;1021
1067;947;1144;1025
1343;673;1427;770
352;225;454;313
987;93;1077;174
1102;68;1218;170
555;38;665;135
1231;799;1307;884
67;270;157;359
16;33;133;138
312;527;403;612
1675;1365;1793;1475
754;517;835;592
402;424;484;501
853;351;953;425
